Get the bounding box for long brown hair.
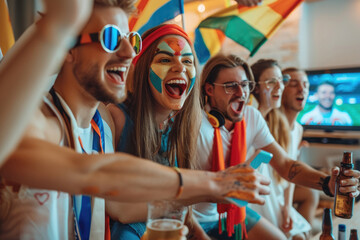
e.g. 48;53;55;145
126;25;201;169
251;59;290;183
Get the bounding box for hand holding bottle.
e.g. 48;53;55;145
328;166;360;198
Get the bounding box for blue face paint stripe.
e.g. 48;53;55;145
150;68;163;94
182;53;193;57
188;76;196;93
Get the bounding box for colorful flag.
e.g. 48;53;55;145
194;0;303;64
129;0;184;35
224;0;233;7
0;0;14;56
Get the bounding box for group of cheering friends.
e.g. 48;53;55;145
0;0;359;239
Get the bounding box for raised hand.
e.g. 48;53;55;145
42;0;94;34
235;0;263;7
215;163;270;204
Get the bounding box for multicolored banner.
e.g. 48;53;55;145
194;0;303;64
0;0;14;57
129;0;184;35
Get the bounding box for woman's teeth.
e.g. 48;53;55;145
165;80;187;97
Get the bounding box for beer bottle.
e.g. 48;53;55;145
349;229;359;240
334;151;355;219
338;224;346;240
319;208;335;240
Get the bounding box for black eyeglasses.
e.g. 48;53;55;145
74;24;142;54
212;80;255;94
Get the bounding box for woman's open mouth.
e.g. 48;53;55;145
272;94;281;100
164;79;187;99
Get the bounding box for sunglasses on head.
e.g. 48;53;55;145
74;24;142;54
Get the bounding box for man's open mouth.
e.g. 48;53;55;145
106;66;127;85
296;96;304;102
230;101;245;114
164;79;187;99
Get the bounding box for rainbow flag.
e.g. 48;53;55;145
129;0;184;35
224;0;232;7
194;0;303;64
0;0;14;57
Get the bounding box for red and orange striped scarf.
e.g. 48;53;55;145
211;119;247;240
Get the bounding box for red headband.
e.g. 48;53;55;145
132;24;192;65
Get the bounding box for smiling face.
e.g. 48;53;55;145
71;6;136;103
149;35;196;111
282;71;309;113
206;66;249;123
257;66;284;114
316;83;335;111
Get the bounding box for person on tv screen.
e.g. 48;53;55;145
300;80;352;126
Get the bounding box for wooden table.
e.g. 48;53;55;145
311;201;360;239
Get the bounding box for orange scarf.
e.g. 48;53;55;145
211;120;247;240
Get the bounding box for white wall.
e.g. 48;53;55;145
299;0;360;70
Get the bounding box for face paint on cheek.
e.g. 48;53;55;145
187;66;196;93
150;64;172;94
149;67;163;93
154;37;196;94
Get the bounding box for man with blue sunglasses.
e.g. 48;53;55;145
0;0;272;239
1;1;138;239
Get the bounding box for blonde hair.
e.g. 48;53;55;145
126;25;201;169
251;59;290;183
267;109;290;183
266;109;290;151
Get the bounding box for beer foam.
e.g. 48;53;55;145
148;219;182;230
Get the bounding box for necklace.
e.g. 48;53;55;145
158;110;179;131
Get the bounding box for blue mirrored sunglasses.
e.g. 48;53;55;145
74;24;142;54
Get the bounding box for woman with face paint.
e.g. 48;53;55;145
250;59;311;240
106;24;207;240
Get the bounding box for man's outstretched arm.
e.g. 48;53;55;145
264;141;360;197
1;137;270;203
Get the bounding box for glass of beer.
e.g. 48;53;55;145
146;200;188;240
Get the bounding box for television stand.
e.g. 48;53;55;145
303;129;360;138
300;130;360;169
303;136;359;145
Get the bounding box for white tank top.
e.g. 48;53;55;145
0;96;73;240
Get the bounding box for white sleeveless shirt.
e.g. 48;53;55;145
0;96;73;240
0;94;114;239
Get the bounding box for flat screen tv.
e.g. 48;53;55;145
296;67;360;132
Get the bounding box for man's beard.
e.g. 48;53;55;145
223;110;242;123
73;63;126;104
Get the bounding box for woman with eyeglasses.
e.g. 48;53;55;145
105;24;207;240
249;59;311;240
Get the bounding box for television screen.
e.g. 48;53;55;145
296;67;360;131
